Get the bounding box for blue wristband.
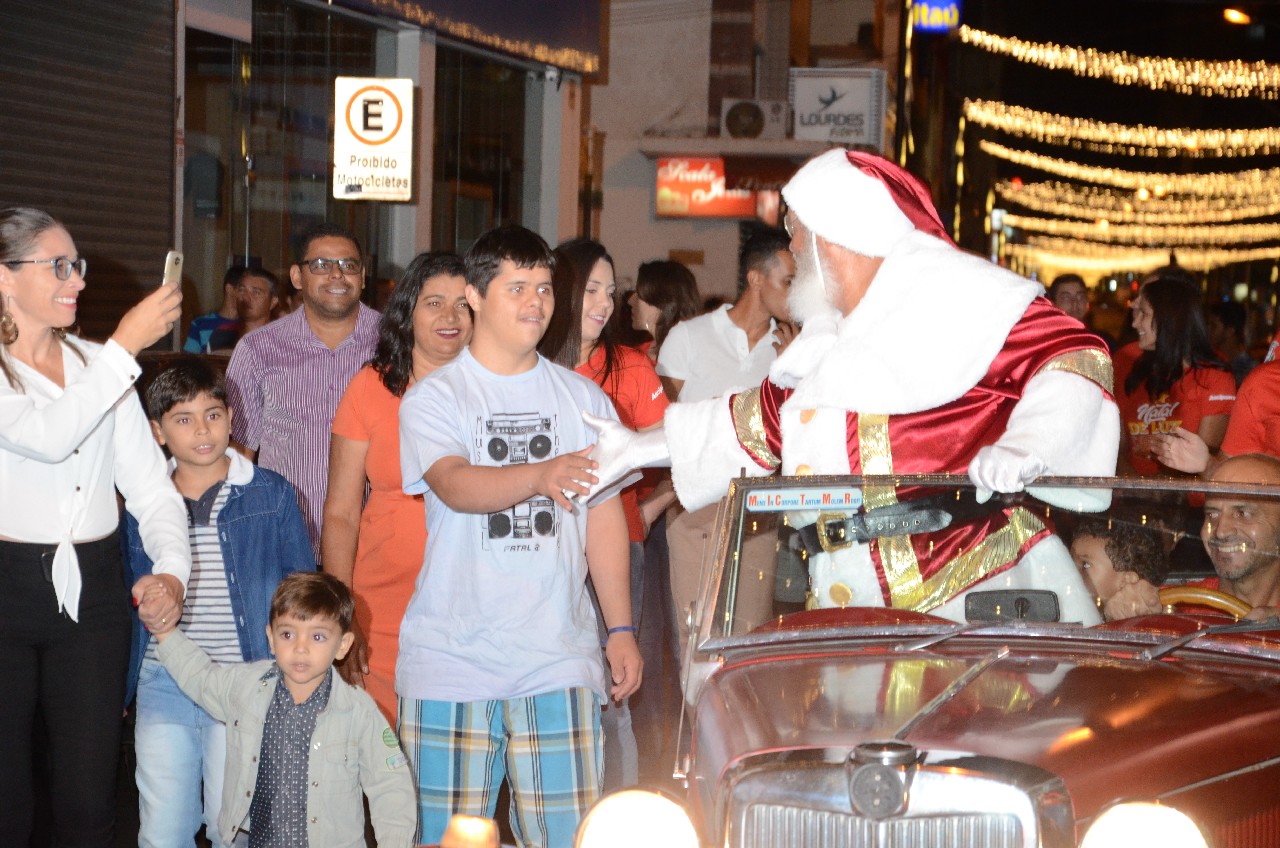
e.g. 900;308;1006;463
607;625;637;637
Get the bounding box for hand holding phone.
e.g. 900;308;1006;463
109;250;184;355
162;250;183;287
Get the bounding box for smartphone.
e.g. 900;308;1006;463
162;250;183;287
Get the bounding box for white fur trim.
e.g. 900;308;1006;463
665;397;773;510
771;230;1043;414
781;149;915;257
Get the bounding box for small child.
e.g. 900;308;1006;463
124;357;317;847
1069;516;1168;618
150;572;417;847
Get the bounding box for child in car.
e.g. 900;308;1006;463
1069;516;1168;619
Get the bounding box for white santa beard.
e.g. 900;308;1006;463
788;231;838;323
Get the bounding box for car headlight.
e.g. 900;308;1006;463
1080;802;1207;848
574;789;698;848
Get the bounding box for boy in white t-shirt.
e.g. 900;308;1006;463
397;225;642;848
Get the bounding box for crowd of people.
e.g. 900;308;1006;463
3;147;1280;848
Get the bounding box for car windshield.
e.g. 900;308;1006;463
697;473;1280;650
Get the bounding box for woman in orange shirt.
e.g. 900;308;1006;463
322;252;472;722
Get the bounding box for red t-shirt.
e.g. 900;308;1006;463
1115;359;1235;476
1222;361;1280;458
577;345;668;541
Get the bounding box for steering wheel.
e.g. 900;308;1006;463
1158;585;1253;618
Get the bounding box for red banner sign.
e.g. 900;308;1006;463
656;157;757;219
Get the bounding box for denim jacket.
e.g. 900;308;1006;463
124;449;317;703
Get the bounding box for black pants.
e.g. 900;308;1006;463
0;535;130;848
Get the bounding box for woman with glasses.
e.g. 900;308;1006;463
0;206;190;845
321;251;472;724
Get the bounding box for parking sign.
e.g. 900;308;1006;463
332;77;414;202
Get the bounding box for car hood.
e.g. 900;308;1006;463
692;634;1280;819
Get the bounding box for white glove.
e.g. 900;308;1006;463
968;445;1047;504
579;412;671;502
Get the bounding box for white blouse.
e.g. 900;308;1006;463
0;337;190;619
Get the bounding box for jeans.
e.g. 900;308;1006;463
134;656;231;848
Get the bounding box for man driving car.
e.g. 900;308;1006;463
1105;453;1280;621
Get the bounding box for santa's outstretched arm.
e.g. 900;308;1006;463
968;369;1120;511
583;389;779;508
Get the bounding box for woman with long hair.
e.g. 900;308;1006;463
627;259;700;364
322;251;472;722
0;207;188;844
1118;266;1234;476
539;238;670;789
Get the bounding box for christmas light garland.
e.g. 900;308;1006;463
980;141;1280;195
964;99;1280;157
1007;237;1280;274
1001;213;1280;247
958;25;1280;99
995;180;1280;225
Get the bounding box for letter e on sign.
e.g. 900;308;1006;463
347;85;402;145
333;76;414;202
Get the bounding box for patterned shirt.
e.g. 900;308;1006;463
249;667;333;848
226;304;379;552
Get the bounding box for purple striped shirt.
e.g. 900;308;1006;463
226;304;379;551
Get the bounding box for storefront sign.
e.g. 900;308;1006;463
789;68;887;150
656;157;757;219
332;77;414;202
912;1;962;33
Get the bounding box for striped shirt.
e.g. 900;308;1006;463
226;304;379;552
146;480;241;664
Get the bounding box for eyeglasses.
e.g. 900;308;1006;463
783;215;796;238
301;257;362;276
9;256;87;281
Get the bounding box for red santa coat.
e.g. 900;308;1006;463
664;230;1119;622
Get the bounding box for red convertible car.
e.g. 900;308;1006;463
576;474;1280;848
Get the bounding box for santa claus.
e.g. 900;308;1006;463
586;149;1119;624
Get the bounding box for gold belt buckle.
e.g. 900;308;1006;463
816;511;853;553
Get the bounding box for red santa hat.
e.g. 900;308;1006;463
781;149;952;257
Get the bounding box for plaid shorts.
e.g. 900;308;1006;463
399;688;603;848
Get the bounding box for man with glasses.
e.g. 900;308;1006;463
226;223;379;554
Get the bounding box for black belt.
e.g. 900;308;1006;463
793;491;1014;557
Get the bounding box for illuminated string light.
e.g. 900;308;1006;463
964;99;1280;157
995;180;1280;225
352;0;597;73
958;25;1280;99
1010;236;1280;273
980;141;1280;196
1001;213;1280;246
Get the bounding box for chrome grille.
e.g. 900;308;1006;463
744;804;1022;848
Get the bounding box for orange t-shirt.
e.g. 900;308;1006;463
1115;358;1235;476
577;345;668;541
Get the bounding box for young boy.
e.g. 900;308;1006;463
124;357;317;847
397;225;642;848
1069;515;1168;619
150;572;417;847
